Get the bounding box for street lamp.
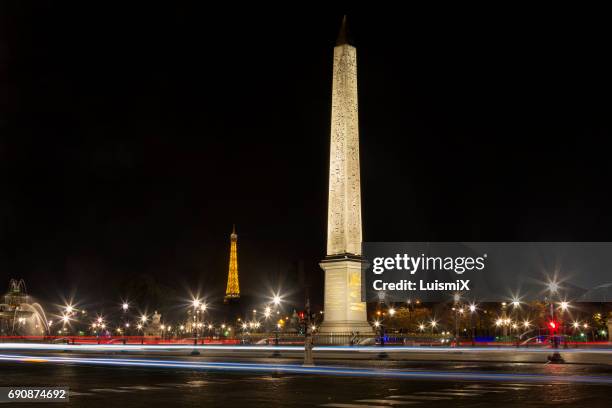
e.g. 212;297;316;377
122;302;129;312
468;303;477;346
429;319;438;334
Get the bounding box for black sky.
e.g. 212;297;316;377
1;5;611;311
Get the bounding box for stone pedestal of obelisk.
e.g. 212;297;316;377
319;17;373;335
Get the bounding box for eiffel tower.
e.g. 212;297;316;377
224;225;240;303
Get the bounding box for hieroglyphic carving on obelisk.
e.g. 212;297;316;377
327;16;362;257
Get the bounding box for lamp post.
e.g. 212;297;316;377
192;299;200;345
469;303;477;346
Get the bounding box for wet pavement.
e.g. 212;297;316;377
1;354;611;407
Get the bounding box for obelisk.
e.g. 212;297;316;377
319;16;372;334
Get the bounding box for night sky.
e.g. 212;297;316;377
1;6;611;312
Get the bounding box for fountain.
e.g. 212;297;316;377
0;279;49;336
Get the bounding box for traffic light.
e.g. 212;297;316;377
548;321;558;332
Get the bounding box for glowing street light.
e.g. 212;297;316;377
273;295;281;306
418;323;425;332
559;301;570;311
140;315;147;323
373;320;381;328
469;304;477;313
572;321;580;329
523;320;531;329
547;280;560;294
200;303;207;312
388;308;396;317
122;302;129;312
192;299;200;308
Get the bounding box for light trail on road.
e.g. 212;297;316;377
1;353;611;385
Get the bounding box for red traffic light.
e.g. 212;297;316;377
548;321;557;329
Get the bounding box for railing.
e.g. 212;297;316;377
0;334;608;347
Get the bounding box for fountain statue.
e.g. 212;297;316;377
144;311;162;337
0;279;49;336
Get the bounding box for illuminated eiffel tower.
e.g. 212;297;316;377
224;225;240;303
